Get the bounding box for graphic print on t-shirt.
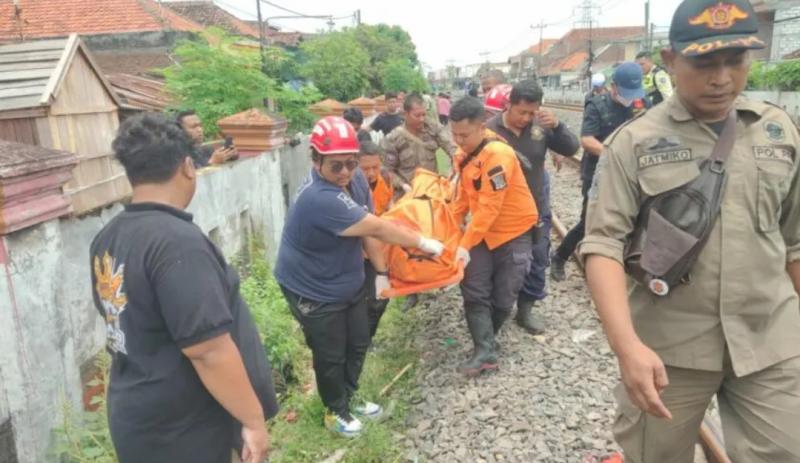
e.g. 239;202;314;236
93;251;128;354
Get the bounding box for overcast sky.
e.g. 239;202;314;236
210;0;685;69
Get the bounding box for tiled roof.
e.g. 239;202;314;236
559;26;644;43
162;1;261;38
0;0;202;42
92;50;175;76
526;39;557;55
541;51;589;76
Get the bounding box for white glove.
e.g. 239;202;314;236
401;183;412;193
417;236;445;256
456;246;471;267
375;274;391;299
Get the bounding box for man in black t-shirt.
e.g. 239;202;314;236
90;114;277;463
551;62;646;281
365;92;404;136
176;109;238;167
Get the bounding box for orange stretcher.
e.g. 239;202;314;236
380;169;464;298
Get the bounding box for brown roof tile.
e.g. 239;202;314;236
0;0;202;42
162;1;261;38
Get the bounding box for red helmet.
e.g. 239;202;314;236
310;116;360;155
484;84;512;113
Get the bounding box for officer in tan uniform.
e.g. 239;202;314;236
579;1;800;461
382;93;457;192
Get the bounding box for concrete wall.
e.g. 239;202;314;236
280;136;313;207
0;150;285;463
772;6;800;61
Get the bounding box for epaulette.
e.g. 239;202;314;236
603;109;648;147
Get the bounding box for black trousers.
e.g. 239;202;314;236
281;285;370;416
363;261;391;339
555;176;592;261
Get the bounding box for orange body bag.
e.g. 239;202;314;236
380;169;464;297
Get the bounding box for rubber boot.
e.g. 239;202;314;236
491;308;511;352
550;250;566;282
515;298;546;335
458;308;498;377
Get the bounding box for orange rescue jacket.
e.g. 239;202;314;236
452;132;538;250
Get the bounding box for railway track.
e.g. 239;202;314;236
546;106;730;463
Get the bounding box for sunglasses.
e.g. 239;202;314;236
327;158;359;174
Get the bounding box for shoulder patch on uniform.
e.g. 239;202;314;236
764;120;786;142
487;165;504;176
753;145;795;165
489;170;507;191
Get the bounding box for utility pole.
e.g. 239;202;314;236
255;0;267;75
530;20;546;80
356;9;361;26
644;0;651;51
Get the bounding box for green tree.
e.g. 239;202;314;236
274;83;323;133
349;24;418;92
381;58;429;93
163;29;276;138
300;33;370;101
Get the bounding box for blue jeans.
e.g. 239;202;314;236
519;170;552;302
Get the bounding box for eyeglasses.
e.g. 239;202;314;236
327;158;359;174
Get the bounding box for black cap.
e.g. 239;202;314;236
669;0;766;56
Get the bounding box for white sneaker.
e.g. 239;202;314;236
324;412;362;438
352;401;383;420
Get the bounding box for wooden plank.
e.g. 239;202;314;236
48;106;118;117
0;61;56;73
0;78;49;91
0;50;62;64
0;107;46;120
0;95;42;112
49;50;117;114
42;34;77;106
0;39;68;54
0;68;53;82
0;84;45;100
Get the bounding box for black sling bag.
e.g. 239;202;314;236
623;111;736;296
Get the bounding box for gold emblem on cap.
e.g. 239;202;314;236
689;2;749;30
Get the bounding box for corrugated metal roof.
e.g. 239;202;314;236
0;34;122;112
107;73;172;111
0;36;66;111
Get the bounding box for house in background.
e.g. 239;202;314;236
0;0;202;76
508;39;557;81
537;26;644;88
752;0;800;61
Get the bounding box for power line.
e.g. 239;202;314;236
213;0;257;20
259;0;315;18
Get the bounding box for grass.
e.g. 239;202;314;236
267;298;421;463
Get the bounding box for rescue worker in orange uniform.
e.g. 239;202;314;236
358;139;395;337
358;140;394;216
450;96;539;377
